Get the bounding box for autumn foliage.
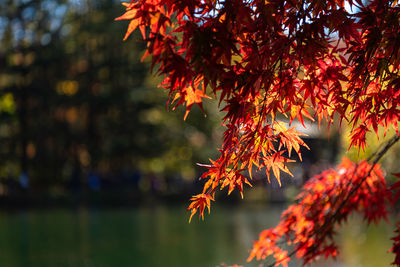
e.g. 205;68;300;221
117;0;400;266
248;158;391;266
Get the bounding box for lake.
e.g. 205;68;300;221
0;203;395;267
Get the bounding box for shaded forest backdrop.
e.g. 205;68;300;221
0;0;226;202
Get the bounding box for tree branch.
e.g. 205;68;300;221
266;134;400;267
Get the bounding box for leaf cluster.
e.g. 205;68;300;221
117;0;400;265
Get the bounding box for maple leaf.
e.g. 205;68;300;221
172;85;211;120
349;125;369;150
220;170;252;198
187;193;214;223
277;126;309;160
263;152;294;186
115;4;140;41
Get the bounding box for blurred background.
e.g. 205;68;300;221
0;0;396;266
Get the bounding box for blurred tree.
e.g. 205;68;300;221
0;0;221;197
0;0;68;191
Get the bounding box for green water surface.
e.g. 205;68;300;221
0;204;395;267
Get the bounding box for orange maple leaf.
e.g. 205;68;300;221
173;86;211;120
264;152;294;186
187;193;214;222
115;4;140;41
